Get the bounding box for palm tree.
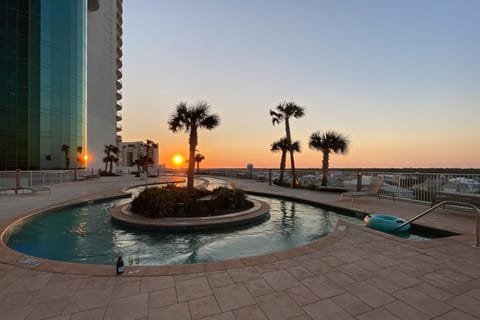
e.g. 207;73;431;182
194;153;205;174
103;144;119;174
142;140;158;172
270;101;305;187
61;144;70;169
309;130;349;186
270;138;300;184
168;101;220;192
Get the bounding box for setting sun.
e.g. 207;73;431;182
172;154;184;166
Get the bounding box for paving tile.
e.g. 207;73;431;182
356;307;401;320
0;291;34;310
0;304;34;320
303;299;354;320
320;255;345;267
64;288;112;314
376;267;421;288
232;305;268;320
466;288;480;301
446;292;480;317
262;270;301;291
302;275;344;299
303;259;333;275
286;265;315;280
111;280;140;299
324;271;355;286
244;279;274;297
337;263;373;282
227;266;262;283
434;309;479;320
345;281;395;308
200;312;235;320
272;259;299;269
30;278;82;304
393;287;453;317
383;300;430;320
214;284;255;312
364;276;403;294
104;293;148;320
207;272;234;288
331;292;372;316
148;302;191;320
176;276;212;302
25;298;68;320
140;276;175;293
77;277;114;291
188;295;221;320
5;274;52;294
412;282;453;301
290;315;313;320
331;250;363;263
285;285;319;306
148;287;177;309
256;291;304;320
254;263;279;274
69;308;106;320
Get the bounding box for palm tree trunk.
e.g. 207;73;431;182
196;162;200;174
321;150;329;186
285;119;297;187
278;150;286;183
187;128;198;192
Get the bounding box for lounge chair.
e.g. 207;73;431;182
340;177;384;203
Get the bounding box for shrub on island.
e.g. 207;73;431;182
130;185;252;218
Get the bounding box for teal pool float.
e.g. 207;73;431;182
364;214;411;233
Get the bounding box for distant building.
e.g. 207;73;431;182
87;0;123;169
120;141;159;170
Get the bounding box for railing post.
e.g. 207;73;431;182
15;169;21;194
357;171;362;191
268;169;272;186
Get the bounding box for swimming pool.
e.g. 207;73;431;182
6;195;340;266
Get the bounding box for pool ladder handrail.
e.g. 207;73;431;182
394;200;479;247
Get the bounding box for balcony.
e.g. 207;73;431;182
116;90;122;100
116;79;122;90
116;124;123;132
116;112;122;121
116;69;122;79
116;102;122;111
116;58;122;68
117;47;123;58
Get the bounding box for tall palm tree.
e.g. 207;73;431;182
309;130;349;186
194;153;205;174
270;137;300;184
61;144;70;169
103;144;119;174
168;101;220;192
270;101;305;187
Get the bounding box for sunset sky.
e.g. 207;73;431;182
121;0;480;169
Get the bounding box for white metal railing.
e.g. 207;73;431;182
0;170;89;188
204;168;480;204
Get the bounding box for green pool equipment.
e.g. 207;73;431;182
364;214;411;233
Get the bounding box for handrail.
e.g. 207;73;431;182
395;200;479;247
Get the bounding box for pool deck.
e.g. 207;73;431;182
0;175;479;320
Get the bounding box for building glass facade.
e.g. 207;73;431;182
0;0;87;170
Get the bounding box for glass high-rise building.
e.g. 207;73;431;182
0;0;87;170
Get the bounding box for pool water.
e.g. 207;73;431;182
6;195;340;266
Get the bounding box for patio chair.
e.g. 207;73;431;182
340;177;384;203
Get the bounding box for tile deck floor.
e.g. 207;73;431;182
0;175;479;320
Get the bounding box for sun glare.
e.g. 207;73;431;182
172;154;184;166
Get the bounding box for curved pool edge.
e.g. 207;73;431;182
0;215;349;276
111;199;270;232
